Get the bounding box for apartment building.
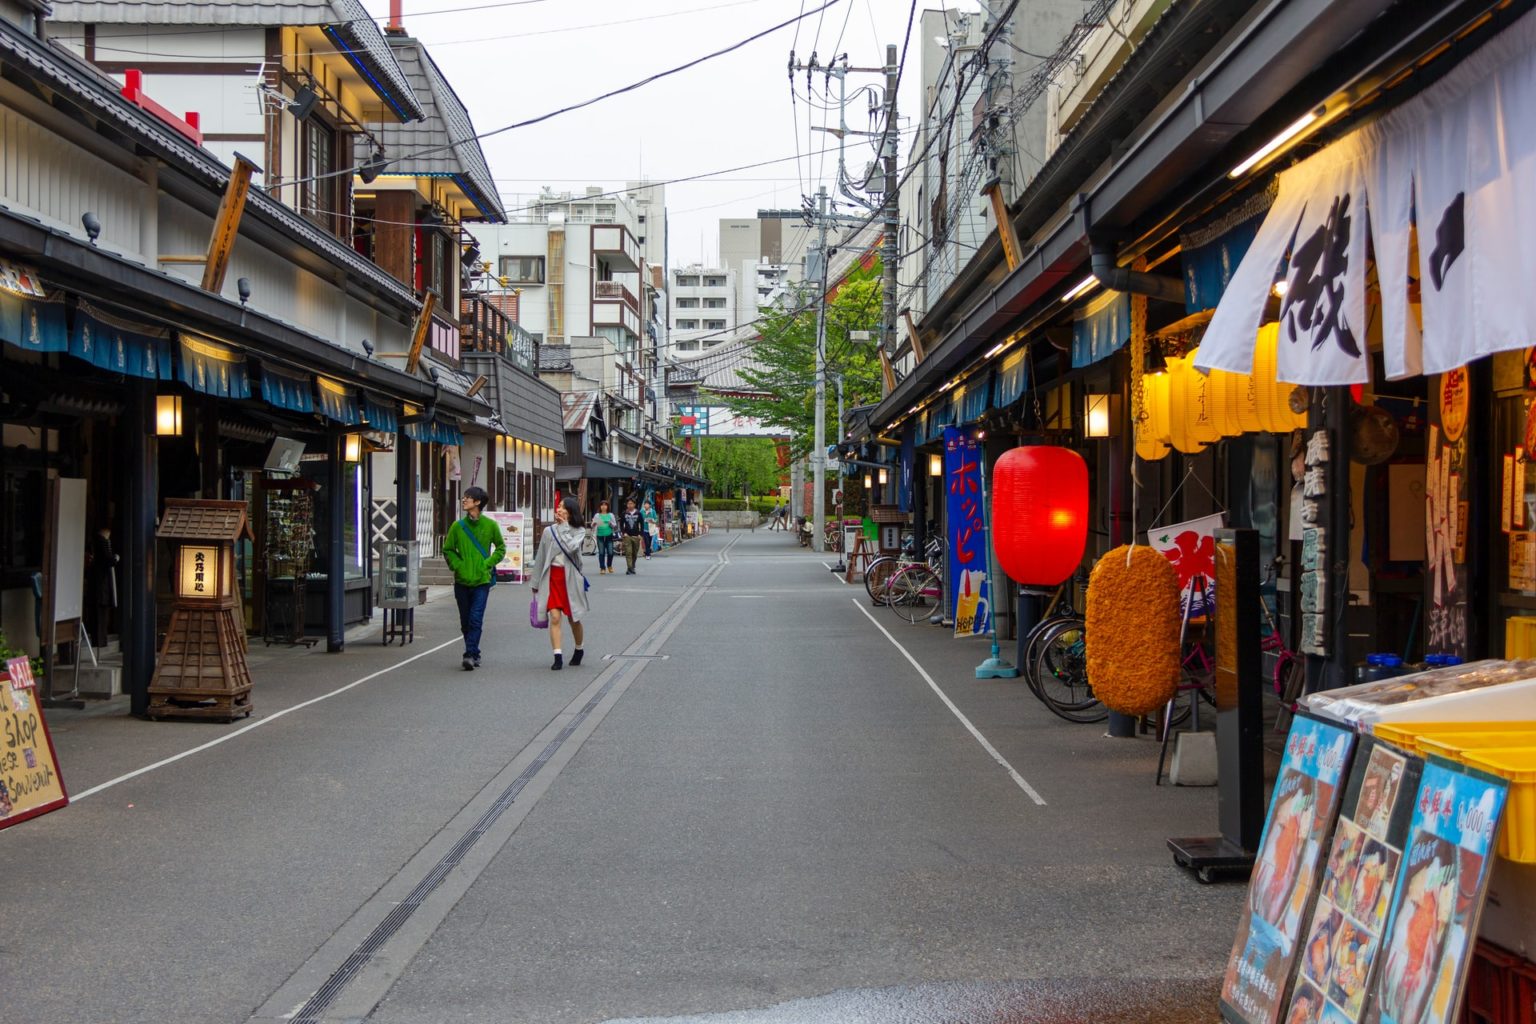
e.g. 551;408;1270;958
670;266;737;357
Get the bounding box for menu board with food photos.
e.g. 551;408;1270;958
1222;714;1358;1024
1284;738;1422;1024
1363;759;1507;1024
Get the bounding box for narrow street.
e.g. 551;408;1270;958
3;530;1242;1023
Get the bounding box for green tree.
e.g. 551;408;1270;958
721;264;885;458
701;437;781;498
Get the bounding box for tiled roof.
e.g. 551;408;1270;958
561;391;596;432
49;0;424;121
377;36;504;221
672;340;767;396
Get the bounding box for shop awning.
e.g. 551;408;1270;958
179;333;251;399
0;272;67;354
260;364;314;414
1197;9;1536;384
69;300;173;379
993;348;1029;409
361;394;399;433
316;377;361;425
576;455;640;481
957;370;992;425
403;418;464;445
1071;291;1130;369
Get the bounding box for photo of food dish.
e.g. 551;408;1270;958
1345;839;1400;931
1356;746;1406;841
1286;980;1328;1024
1376;834;1456;1024
1253;772;1319;926
1322;820;1367;909
1327;914;1380;1018
1301;902;1342;988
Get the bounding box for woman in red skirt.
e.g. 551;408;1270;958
532;496;592;670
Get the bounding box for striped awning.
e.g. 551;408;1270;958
260;364;314;414
69;301;173;379
361;395;399;433
179;333;251;399
316;377;361;424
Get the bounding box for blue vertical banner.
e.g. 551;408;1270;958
943;426;990;637
898;420;915;514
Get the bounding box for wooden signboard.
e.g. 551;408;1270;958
0;656;69;829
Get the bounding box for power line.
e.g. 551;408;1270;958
274;1;841;191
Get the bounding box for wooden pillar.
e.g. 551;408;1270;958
124;383;158;716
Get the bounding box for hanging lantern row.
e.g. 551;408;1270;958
1135;323;1305;461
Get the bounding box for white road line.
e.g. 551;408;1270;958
71;638;460;801
820;562;852;582
852;599;1047;806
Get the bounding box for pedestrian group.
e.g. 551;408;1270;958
440;488;664;672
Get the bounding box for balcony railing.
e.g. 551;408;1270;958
461;293;538;372
594;280;639;311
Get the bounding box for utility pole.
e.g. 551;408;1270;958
811;185;831;554
881;43;900;368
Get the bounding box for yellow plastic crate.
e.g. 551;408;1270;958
1505;616;1536;659
1418;731;1536;763
1461;747;1536;864
1372;720;1536;756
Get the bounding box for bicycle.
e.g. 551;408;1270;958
864;534;938;606
1262;558;1305;732
1020;576;1107;724
882;558;943;624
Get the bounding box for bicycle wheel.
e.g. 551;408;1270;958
864;556;899;605
887;565;942;624
1028;619;1107;723
1021;613;1083;694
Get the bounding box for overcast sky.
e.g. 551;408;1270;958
361;0;978;268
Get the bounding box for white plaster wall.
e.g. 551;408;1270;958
0;103;148;259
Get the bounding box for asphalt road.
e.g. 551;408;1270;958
1;528;1244;1023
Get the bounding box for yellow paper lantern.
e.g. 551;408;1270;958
1184;350;1221;445
1253;323;1292;433
1166;357;1208;454
1136;423;1170;461
1146;368;1172;447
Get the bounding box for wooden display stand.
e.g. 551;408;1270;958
844;535;873;584
147;500;255;721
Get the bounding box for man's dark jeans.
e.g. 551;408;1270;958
454;582;492;658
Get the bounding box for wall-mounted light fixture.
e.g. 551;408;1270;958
1144;342;1168;377
929;453;943;477
863;473;873;490
1083;392;1121;439
1229;109;1321;178
155;393;183;437
344;433;362;462
1060;275;1098;304
81;211;102;245
878;467;888;485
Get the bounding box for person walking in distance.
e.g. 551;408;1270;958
531;496;590;670
642;500;658;558
591;500;617;574
441;486;505;671
619;498;644;574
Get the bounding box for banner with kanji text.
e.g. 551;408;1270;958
944;426;990;637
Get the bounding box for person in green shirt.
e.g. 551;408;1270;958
591;500;617;574
441;486;505;671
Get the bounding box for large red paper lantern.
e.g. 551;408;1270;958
992;445;1089;585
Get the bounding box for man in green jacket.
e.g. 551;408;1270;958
441;486;505;671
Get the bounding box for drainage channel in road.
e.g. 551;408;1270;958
249;539;739;1024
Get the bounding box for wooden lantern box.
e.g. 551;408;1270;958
147;499;255;722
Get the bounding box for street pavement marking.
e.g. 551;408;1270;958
71;637;462;802
851;599;1047;806
250;538;741;1023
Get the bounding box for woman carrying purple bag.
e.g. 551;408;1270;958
530;496;592;670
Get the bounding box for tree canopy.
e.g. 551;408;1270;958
719;263;885;458
700;436;782;499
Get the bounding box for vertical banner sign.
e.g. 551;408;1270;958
1284;737;1423;1024
1222;715;1357;1024
943;426;990;637
1364;760;1507;1024
0;656;68;830
484;511;525;582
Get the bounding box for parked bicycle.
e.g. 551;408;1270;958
1021;576;1107;724
864;534;939;606
882;557;944;624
